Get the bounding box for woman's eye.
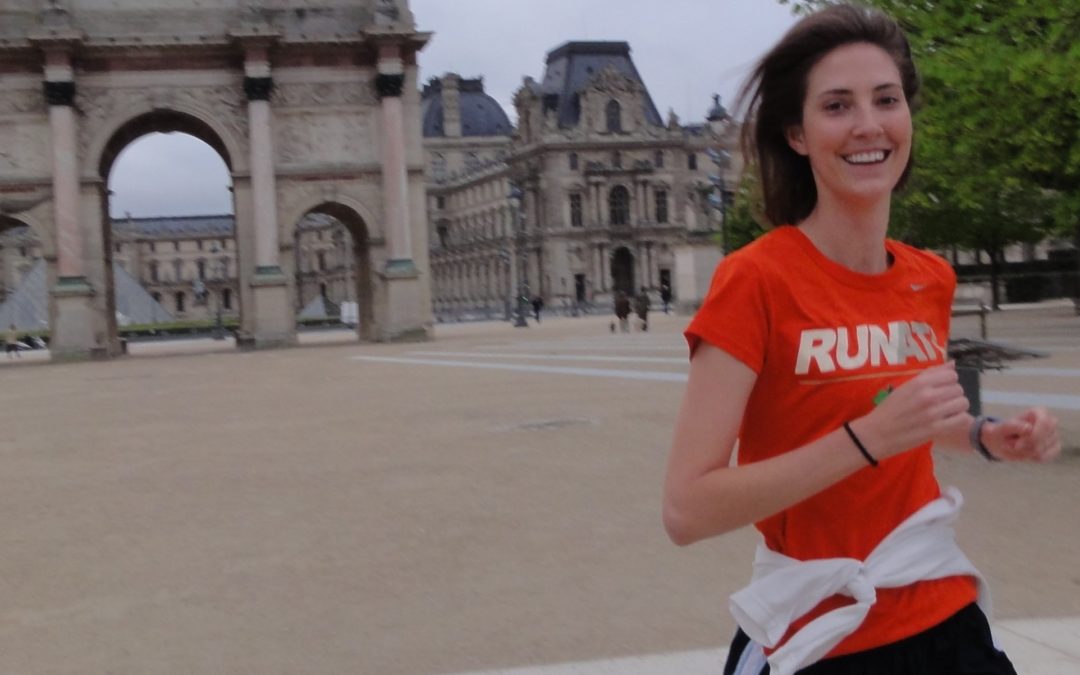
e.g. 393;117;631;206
824;101;847;112
878;96;900;106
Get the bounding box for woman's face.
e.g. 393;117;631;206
786;42;912;209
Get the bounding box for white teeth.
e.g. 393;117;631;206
845;150;886;164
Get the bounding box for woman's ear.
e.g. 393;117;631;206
785;125;808;156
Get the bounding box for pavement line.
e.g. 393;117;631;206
349;356;688;382
409;351;686;364
981;390;1080;411
351;357;1080;411
996;366;1080;378
488;344;687;353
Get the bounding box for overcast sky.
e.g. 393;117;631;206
109;0;799;218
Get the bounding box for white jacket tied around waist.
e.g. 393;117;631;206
729;487;991;675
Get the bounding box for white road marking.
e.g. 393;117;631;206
349;355;687;382
995;366;1080;378
352;356;1080;410
409;351;686;365
981;391;1080;411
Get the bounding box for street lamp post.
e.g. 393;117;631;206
706;147;732;254
508;182;529;328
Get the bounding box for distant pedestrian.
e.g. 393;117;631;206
660;283;672;314
5;323;20;359
634;287;651;332
613;291;631;333
531;295;544;322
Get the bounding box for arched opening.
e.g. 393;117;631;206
293;202;374;341
101;110;236;352
609;185;630;225
611;246;635;296
0;216;49;340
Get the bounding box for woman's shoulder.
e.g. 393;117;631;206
888;239;956;283
722;227;800;270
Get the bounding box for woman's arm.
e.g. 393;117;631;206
933;408;1062;462
662;344;970;546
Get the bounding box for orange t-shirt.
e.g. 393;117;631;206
685;226;977;658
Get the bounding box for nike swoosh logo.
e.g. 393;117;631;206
911;284;927;291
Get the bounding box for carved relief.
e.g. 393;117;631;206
77;85;249;160
0;89;46;116
274;82;376;110
276;113;370;165
586;65;642;95
0;121;49;174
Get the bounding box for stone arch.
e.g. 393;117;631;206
611;246;635;296
0;210;54;259
291;200;376;341
87;108;239;354
280;193;381;246
86;106;244;179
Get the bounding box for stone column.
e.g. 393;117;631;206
646;241;654;288
371;41;430;341
40;44;98;358
376;47;415;275
240;40;293;348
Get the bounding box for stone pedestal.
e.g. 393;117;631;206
49;278;100;360
247;267;293;349
378;263;431;342
673;239;722;315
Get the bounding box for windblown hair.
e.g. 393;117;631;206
737;3;920;227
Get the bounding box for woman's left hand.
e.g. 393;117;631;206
981;408;1062;463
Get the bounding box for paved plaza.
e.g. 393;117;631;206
1;303;1078;674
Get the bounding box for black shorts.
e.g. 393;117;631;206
723;603;1016;675
5;343;16;353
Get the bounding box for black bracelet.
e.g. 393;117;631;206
843;421;879;467
969;415;1001;462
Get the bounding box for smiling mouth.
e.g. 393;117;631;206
843;150;891;165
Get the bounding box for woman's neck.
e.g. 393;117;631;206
796;196;892;274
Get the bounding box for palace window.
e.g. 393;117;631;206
606;99;622;133
222;288;232;310
609;186;630;225
149;261;159;283
655;189;669;223
654;150;664;168
612;151;622;169
688;152;698;170
570;194;583;227
569;152;579;170
175;291;185;313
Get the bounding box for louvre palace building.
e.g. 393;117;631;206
423;41;737;320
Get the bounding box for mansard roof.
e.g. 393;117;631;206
538;41;663;129
111;214;233;239
421;77;513;138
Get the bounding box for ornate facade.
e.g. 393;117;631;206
424;42;740;320
0;0;432;358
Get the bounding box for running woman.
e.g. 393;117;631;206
663;5;1061;674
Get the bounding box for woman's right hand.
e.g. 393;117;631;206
849;362;971;461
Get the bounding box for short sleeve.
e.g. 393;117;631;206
684;252;770;373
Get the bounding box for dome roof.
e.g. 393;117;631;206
422;77;512;138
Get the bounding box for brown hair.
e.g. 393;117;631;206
737;3;920;227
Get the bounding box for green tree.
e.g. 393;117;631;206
781;0;1080;307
